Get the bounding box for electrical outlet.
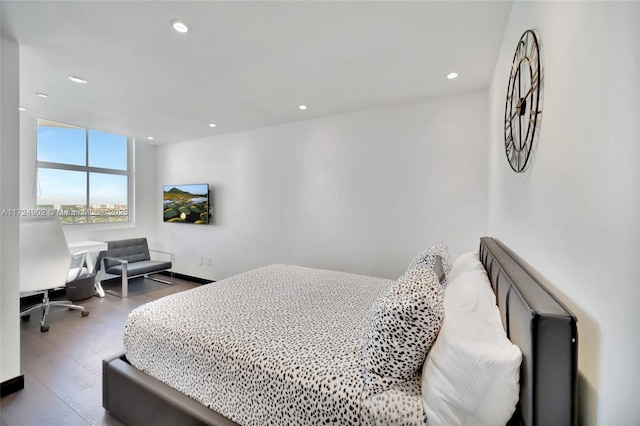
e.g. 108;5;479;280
206;257;212;266
198;255;203;265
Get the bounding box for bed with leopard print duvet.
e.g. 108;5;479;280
102;237;577;426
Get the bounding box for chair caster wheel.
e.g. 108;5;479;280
81;311;90;317
21;315;30;321
40;325;50;332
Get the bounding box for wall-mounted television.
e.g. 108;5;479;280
163;184;210;224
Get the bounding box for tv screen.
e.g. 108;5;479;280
163;184;210;224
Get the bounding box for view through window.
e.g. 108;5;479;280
36;119;131;224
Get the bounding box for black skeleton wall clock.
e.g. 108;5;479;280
504;29;543;173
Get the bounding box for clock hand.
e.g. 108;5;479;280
519;98;527;116
521;85;534;99
508;98;526;122
509;108;519;122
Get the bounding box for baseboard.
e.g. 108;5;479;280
1;375;24;397
20;288;66;309
156;271;214;285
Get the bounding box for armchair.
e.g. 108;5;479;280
19;215;90;332
97;238;173;298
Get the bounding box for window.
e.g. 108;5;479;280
36;119;131;224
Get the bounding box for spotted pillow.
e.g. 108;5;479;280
406;241;452;285
362;265;444;394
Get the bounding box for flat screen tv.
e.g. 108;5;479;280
163;184;210;224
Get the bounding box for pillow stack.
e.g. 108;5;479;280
361;242;451;394
421;251;522;426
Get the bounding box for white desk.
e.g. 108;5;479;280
68;240;108;297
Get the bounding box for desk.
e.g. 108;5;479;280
68;240;108;297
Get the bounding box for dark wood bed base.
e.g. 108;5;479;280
103;237;577;426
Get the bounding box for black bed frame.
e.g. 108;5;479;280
480;237;578;425
103;237;577;426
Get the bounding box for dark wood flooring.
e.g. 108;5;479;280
0;275;201;426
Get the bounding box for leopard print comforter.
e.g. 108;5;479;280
124;264;427;425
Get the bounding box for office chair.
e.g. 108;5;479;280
19;214;90;332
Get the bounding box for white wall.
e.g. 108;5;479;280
0;37;21;384
488;2;639;424
157;91;489;281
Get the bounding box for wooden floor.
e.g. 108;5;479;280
0;275;201;426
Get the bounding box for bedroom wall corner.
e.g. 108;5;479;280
636;0;640;415
488;2;640;424
17;109;160;247
157;91;489;281
0;37;22;384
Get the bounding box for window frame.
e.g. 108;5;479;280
36;119;133;225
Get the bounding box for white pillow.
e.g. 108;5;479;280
422;275;521;425
448;251;483;282
443;269;495;317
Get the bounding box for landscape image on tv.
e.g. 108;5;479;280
163;184;209;224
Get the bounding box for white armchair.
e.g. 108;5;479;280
19;214;90;332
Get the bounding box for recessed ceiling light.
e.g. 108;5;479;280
298;105;307;110
447;72;458;80
170;19;190;33
68;75;87;84
18;107;26;111
36;93;48;98
147;136;155;141
208;123;216;128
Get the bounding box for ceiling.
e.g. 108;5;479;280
1;1;512;144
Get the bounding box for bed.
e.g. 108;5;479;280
102;237;577;425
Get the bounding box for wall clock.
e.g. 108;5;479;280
504;29;543;173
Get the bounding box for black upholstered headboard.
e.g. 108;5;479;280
479;237;578;426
